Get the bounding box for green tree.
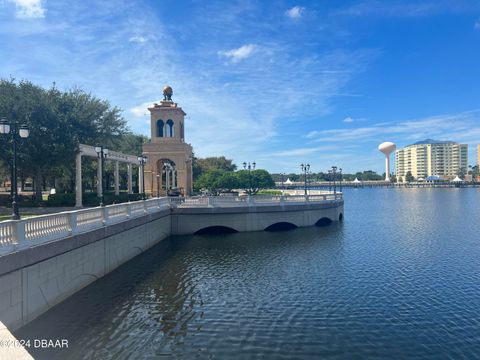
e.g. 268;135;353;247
217;172;240;192
237;169;275;195
195;169;226;195
0;79;131;201
405;171;414;182
193;156;236;180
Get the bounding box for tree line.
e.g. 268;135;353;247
0;79;145;201
270;170;386;182
192;156;275;195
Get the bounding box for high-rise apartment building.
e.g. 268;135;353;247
396;139;468;181
477;144;480;167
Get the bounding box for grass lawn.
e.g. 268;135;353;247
0;213;37;221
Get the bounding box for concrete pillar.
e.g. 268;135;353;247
173;170;177;188
127;164;133;194
114;161;119;196
97;157;102;198
75;153;82;207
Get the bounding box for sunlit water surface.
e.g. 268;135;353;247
16;188;480;359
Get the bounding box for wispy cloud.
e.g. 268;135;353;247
343;116;354;123
8;0;46;19
129;102;153;117
218;44;256;63
334;1;443;18
475;18;480;30
0;0;379;172
309;110;480;145
285;6;305;19
270;145;345;157
129;36;147;44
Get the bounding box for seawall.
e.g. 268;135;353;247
0;195;343;332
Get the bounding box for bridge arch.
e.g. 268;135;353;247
265;222;298;232
194;226;239;235
315;217;333;227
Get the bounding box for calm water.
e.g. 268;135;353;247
16;188;480;359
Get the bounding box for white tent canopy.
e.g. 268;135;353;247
452;176;464;182
284;178;293;184
352;178;361;183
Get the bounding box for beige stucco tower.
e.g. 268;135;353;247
142;86;193;196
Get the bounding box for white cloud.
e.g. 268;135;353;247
285;6;305;19
9;0;45;19
270;145;343;157
129;102;154;117
218;44;256;63
129;36;147;43
334;1;439;18
309;110;480;145
343;116;354;123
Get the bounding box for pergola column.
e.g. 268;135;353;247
114;161;119;196
75;153;82;207
127;164;133;194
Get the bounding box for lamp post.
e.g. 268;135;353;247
339;167;343;192
300;163;310;196
331;166;337;194
94;146;109;206
243;161;256;194
0;118;29;220
328;170;332;192
137;155;147;200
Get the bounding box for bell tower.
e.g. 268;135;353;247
142;86;193;196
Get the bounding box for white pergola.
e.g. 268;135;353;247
75;144;142;207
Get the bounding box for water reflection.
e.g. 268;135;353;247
16;188;480;359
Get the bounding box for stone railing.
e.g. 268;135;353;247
175;193;342;207
0;194;342;255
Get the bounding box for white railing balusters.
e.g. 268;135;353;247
0;193;342;255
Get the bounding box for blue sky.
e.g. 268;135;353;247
1;0;479;174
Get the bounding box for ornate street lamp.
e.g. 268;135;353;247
331;166;338;194
137;155;147;200
300;163;310;196
0;117;29;220
280;172;285;190
243;161;256;195
339;167;343;192
94;146;109;206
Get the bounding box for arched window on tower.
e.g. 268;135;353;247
156;119;164;137
166;119;174;137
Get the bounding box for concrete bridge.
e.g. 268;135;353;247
0;194;343;337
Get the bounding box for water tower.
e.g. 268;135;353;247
378;142;396;182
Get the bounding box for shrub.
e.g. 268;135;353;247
47;193;76;207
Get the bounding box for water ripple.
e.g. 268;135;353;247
15;188;480;359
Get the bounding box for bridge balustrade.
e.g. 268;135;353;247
0;193;342;255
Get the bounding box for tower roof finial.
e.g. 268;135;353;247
163;85;173;101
